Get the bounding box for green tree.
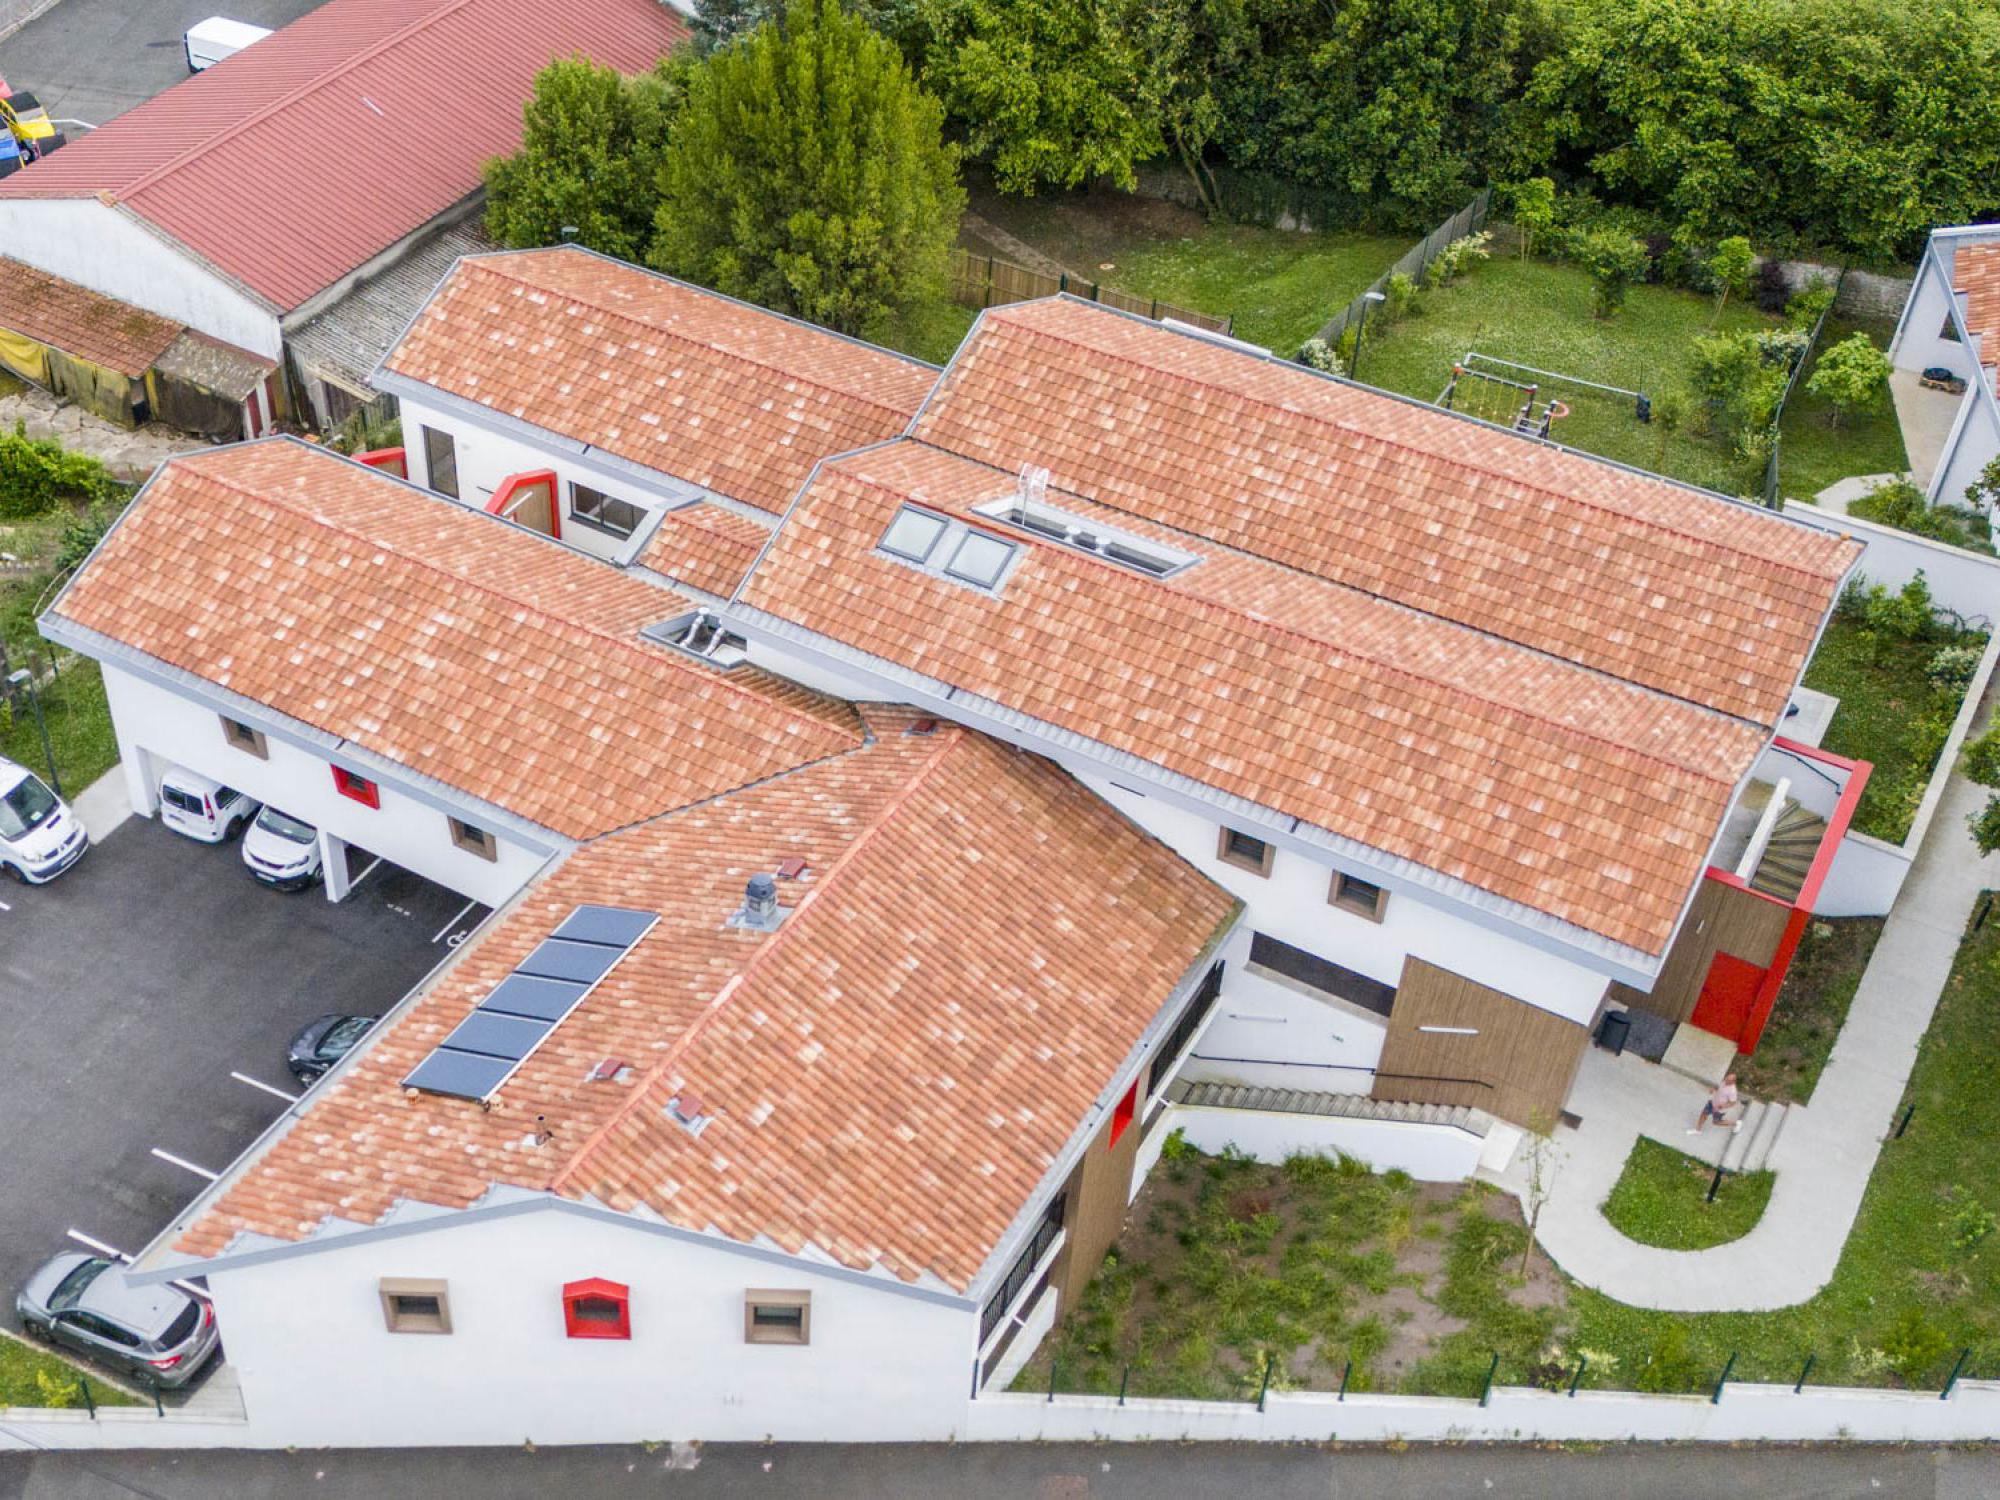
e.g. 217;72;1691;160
1707;234;1754;325
482;56;684;262
900;0;1160;194
650;0;963;338
1967;454;2000;514
1120;0;1250;217
1508;176;1555;260
691;0;783;53
1806;332;1892;429
1575;227;1647;318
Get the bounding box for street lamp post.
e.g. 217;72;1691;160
6;667;59;797
1351;290;1388;384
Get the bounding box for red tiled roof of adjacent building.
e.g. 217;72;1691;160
170;711;1236;1292
382;248;938;513
736;438;1791;955
639;502;773;596
1952;242;2000;367
0;256;183;376
912;298;1858;726
0;0;685;311
50;439;859;839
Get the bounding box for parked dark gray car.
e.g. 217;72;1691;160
15;1253;220;1388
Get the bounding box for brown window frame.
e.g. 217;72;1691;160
1330;870;1388;922
744;1290;811;1346
219;715;268;759
1216;826;1275;877
378;1277;451;1334
448;816;496;861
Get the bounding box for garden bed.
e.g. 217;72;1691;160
1733;917;1886;1104
1600;1138;1773;1251
0;1331;140;1409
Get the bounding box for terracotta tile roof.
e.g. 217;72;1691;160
737;440;1780;954
1952;242;2000;367
382;249;938;512
639;502;773;596
0;0;685;311
51;440;859;839
172;711;1235;1291
912;299;1858;725
0;256;182;376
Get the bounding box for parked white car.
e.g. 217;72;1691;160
241;804;323;890
157;765;258;843
183;16;272;72
0;755;86;883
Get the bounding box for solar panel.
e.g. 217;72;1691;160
554;905;658;949
442;1010;552;1062
479;973;588;1023
403;905;656;1101
516;938;624;986
402;1049;514;1101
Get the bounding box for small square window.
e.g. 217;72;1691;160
880;507;946;562
744;1290;810;1345
562;1278;630;1340
944;530;1015;589
1217;827;1275;877
449;816;496;861
220;715;267;759
1331;871;1387;922
333;766;380;809
570;482;646;538
379;1277;450;1334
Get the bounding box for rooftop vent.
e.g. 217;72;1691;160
727;872;786;932
586;1058;634;1084
644;610;749;667
775;856;809;880
667;1092;711;1136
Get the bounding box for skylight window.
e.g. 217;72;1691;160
944;531;1016;589
880;507;947;562
975;495;1198;579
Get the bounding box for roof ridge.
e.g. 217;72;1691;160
969;308;1848;585
544;724;970;1199
174;449;857;745
830;458;1750;783
461;256;925;424
114;0;477;203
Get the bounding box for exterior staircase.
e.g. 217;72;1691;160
1748;803;1826;903
1167;1077;1493;1138
1713;1097;1790;1175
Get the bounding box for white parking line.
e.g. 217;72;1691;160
0;898;12;911
149;1148;219;1182
66;1228;132;1263
431;897;478;944
230;1070;300;1104
347;856;383;892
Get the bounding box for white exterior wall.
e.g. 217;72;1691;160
1167;1102;1486;1182
1783;498;2000;622
101;664;550;908
0;200;282;360
201;1207;974;1446
1889;251;1977;380
400;395;701;566
1928;393;2000;511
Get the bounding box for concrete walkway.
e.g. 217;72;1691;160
1890;367;1962;494
1494;767;1997;1311
72;761;132;843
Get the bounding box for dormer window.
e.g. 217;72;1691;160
880;507;947;562
876;506;1017;593
974;495;1197;579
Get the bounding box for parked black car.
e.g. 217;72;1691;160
287;1013;378;1083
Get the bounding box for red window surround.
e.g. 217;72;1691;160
332;766;380;808
1109;1078;1139;1146
563;1278;631;1340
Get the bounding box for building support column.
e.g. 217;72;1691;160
321;829;352;903
120;745;157;819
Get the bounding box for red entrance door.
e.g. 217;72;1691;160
1690;951;1766;1045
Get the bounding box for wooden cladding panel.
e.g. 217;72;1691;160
1610;877;1791;1026
1371;958;1589;1129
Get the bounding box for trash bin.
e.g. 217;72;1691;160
1596;1009;1631;1055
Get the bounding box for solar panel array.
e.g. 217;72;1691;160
402;904;658;1101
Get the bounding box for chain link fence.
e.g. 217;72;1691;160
1313;187;1492;350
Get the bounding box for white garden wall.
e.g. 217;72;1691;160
1783;500;2000;626
1167;1102;1486;1183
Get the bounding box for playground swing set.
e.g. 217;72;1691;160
1437;352;1653;441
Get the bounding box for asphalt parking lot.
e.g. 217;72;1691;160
0;0;329;129
0;813;484;1334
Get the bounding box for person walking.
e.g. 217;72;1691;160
1689;1073;1743;1134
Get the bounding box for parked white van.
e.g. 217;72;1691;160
183;17;272;73
0;754;86;883
157;766;259;843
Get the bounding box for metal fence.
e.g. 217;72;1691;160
1313;187;1492;349
1760;268;1847;508
949;249;1231;336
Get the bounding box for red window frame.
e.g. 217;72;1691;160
562;1278;630;1340
332;766;380;809
1108;1077;1139;1146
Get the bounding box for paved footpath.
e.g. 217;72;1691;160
1495;762;1999;1312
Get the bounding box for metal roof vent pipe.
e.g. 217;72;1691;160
728;872;786;932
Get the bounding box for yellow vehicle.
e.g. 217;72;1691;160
0;81;64;177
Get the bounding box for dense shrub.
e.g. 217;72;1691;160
0;427;116;520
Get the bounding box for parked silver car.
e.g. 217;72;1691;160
15;1253;220;1389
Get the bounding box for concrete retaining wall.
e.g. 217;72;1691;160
1758;261;1913;322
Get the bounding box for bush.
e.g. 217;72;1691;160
1880;1304;1951;1386
1785;276;1836;330
1928;644;1984;693
1296;338;1342;374
1633;1323;1707;1393
1862;571;1937;643
1576;228;1647;317
1968;795;2000;855
0;426;117;520
1686;330;1783;442
1962;722;2000;787
1383;271;1419;319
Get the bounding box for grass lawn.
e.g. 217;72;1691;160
875;298;978;366
1;654;117;800
962;185;1406;355
1566;895;2000;1392
1734;917;1885;1104
1600;1138;1773;1251
0;1331;139;1408
1802;617;1982;844
1778;319;1911;503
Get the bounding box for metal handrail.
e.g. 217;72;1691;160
1186;1052;1495;1092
